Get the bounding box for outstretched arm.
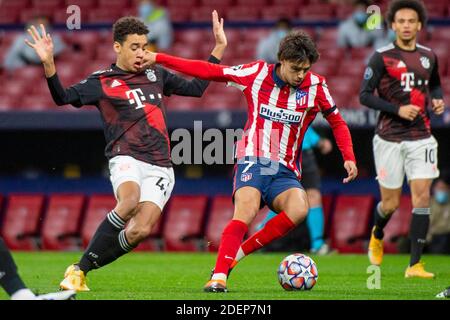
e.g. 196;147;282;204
24;24;85;107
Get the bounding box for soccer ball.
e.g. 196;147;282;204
277;253;318;291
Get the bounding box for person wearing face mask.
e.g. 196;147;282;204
427;175;450;254
256;18;292;64
3;16;65;72
137;0;173;50
337;0;383;48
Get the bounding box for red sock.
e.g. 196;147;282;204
213;220;248;276
241;211;295;256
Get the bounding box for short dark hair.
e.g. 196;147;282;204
277;30;319;64
386;0;427;25
113;16;149;44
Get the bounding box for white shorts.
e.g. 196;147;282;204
109;155;175;211
373;135;440;189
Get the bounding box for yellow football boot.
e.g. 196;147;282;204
405;261;435;279
59;264;90;292
368;227;384;266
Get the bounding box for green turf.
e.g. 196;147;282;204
1;252;449;300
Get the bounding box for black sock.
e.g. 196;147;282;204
0;237;27;296
78;211;134;274
373;202;392;240
409;208;430;266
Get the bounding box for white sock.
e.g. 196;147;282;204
10;288;36;300
211;273;227;282
235;247;245;262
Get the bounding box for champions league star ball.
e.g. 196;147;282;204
277;253;318;291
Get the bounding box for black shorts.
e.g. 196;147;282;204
301;149;321;190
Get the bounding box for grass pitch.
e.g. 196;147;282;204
1;252;449;300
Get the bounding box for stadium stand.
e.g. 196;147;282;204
41;194;85;250
204;195;234;251
81;194;116;248
330;195;374;253
1;194;45;250
383;195;413;253
162;195;208;251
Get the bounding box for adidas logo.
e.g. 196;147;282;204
397;61;406;68
111;79;121;88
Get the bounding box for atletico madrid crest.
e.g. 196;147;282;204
240;172;253;182
296;90;308;106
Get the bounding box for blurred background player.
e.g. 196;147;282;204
360;0;445;278
3;16;65;72
257;127;335;255
24;13;226;292
138;0;173;51
256;17;292;64
0;237;75;300
427;174;450;254
337;0;383;49
144;29;358;292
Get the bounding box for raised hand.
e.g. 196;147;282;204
212;10;227;48
24;24;54;64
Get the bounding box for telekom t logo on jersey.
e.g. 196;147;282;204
126;88;163;109
401;72;415;92
126;89;146;109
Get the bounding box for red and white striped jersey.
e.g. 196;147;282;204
156;54;356;176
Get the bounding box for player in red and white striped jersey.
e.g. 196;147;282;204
144;30;358;292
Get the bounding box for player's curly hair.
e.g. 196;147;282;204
277;30;319;64
386;0;427;25
113;16;149;44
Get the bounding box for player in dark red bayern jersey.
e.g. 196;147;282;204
24;12;227;291
360;0;445;278
143;31;358;292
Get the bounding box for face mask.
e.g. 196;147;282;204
276;29;288;39
139;3;154;18
353;11;368;26
435;191;449;204
388;29;396;41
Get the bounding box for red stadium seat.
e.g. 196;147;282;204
167;0;197;7
88;8;121;23
81;194;116;248
299;4;335;20
201;0;232;7
201;91;242;110
242;28;271;43
204;195;234;252
41;194;85;250
12;66;43;82
31;0;63;11
165;95;202;111
20;95;57;111
236;0;268;6
337;60;366;78
0;0;30;11
190;6;218;22
311;60;339;78
321;194;334;238
226;6;260;22
167;7;190;22
330;195;374;253
98;0;130;9
261;6;298;20
1;194;45;250
383;195;412;253
162;195;208;251
2;80;30;97
64;0;97;11
174;29;208;45
0;10;20;24
0;95;19;111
